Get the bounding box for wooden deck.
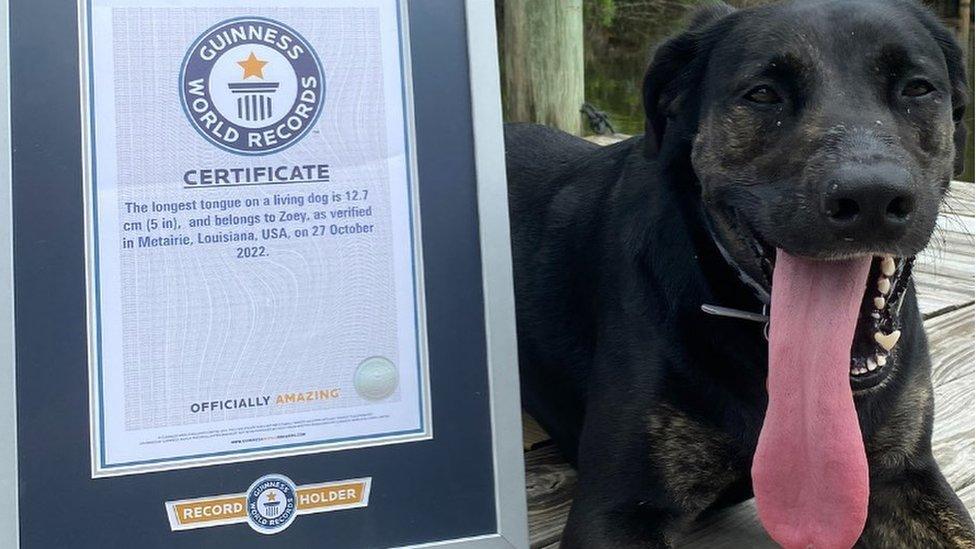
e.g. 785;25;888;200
521;178;975;548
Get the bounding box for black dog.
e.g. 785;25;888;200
505;0;973;547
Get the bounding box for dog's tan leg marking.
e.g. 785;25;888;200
857;473;974;548
860;382;974;548
864;381;931;470
560;402;744;549
646;404;742;518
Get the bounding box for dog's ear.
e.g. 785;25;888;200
642;3;735;158
947;52;968;177
912;3;969;175
933;28;969;177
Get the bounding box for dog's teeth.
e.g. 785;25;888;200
881;256;896;276
867;357;877;371
873;297;885;310
876;354;887;366
874;330;901;351
878;277;891;294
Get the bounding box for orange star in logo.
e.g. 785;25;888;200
265;491;277;502
237;51;268;79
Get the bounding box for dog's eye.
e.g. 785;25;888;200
902;79;935;98
744;86;782;104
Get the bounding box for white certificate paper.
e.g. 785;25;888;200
81;0;430;477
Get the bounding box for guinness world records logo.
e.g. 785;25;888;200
179;17;325;155
245;474;298;534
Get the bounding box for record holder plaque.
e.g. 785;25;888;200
0;0;527;547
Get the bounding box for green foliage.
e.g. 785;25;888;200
585;0;617;28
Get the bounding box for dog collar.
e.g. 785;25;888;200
701;206;771;304
700;206;771;328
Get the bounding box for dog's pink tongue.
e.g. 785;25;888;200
752;250;871;549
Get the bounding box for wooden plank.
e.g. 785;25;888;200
945;180;975;218
524;306;975;546
928;305;975;387
582;133;631;146
932;369;975;514
523;413;553;451
525;445;577;548
930;310;975;515
960;483;976;520
916;221;974;317
915;183;974;317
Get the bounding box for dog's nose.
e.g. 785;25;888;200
821;163;915;237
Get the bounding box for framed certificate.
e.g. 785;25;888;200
0;0;527;547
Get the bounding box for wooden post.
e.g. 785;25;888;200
959;0;971;68
502;0;585;135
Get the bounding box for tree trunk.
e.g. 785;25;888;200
959;0;971;67
959;0;973;181
502;0;584;135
